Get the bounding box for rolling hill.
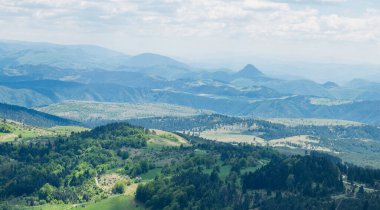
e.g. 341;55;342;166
0;40;131;70
0;103;79;127
36;101;214;123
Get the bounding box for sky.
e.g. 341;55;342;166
0;0;380;81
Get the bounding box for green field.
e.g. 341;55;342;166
79;195;143;210
0;120;88;142
49;126;89;136
147;129;190;149
140;168;162;181
22;195;143;210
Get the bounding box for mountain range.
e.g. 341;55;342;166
2;40;380;125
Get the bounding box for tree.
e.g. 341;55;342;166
38;183;56;201
112;180;127;194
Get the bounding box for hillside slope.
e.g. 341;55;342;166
0;103;79;127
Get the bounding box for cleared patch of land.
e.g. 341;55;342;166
0;120;88;142
309;98;353;106
200;125;265;145
199;123;380;167
25;194;142;210
268;135;334;153
36;100;214;122
148;129;189;148
79;195;143;210
200;127;332;152
265;118;363;127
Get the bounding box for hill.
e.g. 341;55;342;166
0;103;79;127
124;53;188;69
233;64;265;80
1;121;380;209
36;101;214;123
0;122;190;209
0;120;87;142
0;40;131;69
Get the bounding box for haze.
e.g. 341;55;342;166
1;0;380;83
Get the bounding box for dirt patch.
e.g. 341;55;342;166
0;134;16;142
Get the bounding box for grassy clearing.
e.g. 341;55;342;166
23;195;143;210
200;126;265;145
0;121;54;142
79;195;143;210
49;126;89;136
140;168;162;181
0;121;88;143
22;203;73;210
265;118;363;127
147;129;189;149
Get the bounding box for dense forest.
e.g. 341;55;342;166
1;122;380;209
136;135;380;210
0;123;149;207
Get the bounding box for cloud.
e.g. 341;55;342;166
0;0;379;47
272;0;347;5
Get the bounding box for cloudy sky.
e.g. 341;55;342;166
0;0;380;72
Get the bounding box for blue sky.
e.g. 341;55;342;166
0;0;379;70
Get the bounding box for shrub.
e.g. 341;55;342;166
112;180;127;194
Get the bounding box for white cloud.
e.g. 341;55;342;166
0;0;379;65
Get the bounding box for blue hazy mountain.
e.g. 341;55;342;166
234;64;265;80
2;40;380;124
124;53;188;68
0;40;131;69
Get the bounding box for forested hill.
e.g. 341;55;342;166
0;103;79;127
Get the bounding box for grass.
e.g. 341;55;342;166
49;126;89;136
140;168;162;181
147;129;190;149
0;120;88;143
22;203;73;210
0;121;88;143
78;195;143;210
23;195;143;210
200;126;265;145
266;117;363;127
0;121;53;142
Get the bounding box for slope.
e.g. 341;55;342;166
0;103;79;127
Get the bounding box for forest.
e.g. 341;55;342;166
1;122;380;209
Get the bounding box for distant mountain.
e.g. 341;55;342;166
124;53;188;68
0;85;52;107
329;79;380;101
0;40;131;70
0;103;79;127
263;79;333;98
116;53;191;79
233;64;265;80
323;81;339;89
2;78;380;125
76;70;169;88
